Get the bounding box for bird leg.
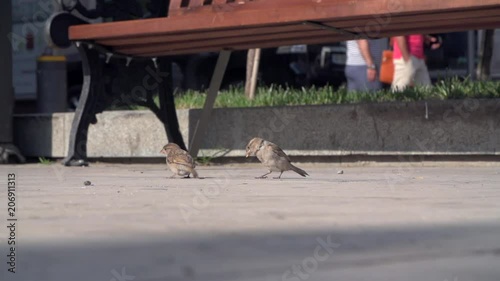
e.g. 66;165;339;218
256;170;272;179
273;171;283;179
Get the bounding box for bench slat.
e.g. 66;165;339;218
135;19;498;57
189;0;205;8
113;15;498;57
115;15;499;56
138;18;499;57
169;0;183;11
69;0;500;57
120;18;500;57
71;0;500;40
98;7;499;47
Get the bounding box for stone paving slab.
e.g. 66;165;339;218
0;163;500;281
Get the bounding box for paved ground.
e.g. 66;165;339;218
1;162;500;281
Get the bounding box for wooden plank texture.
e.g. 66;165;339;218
188;0;205;8
138;19;500;57
69;0;500;57
101;8;499;47
168;0;183;12
70;0;500;39
115;16;500;56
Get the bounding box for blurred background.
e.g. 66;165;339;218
9;0;500;114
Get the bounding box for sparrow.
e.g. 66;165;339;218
160;143;199;178
245;137;309;179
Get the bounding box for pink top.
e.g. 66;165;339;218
393;35;425;59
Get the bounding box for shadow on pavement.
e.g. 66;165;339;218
3;221;500;281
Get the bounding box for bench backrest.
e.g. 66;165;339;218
168;0;257;16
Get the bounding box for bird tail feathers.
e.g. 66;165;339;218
291;164;308;177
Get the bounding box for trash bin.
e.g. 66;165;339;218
36;56;67;113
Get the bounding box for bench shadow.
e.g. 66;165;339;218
7;221;500;281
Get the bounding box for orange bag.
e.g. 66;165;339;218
379;50;394;84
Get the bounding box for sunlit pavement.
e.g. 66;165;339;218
1;163;500;281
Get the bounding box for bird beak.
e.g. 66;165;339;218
160;149;165;154
245;152;249;158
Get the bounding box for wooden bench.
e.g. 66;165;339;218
62;0;500;166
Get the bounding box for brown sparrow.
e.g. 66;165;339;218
246;137;308;179
160;143;199;178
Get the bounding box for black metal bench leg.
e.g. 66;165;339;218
62;45;103;166
157;59;187;151
188;50;232;158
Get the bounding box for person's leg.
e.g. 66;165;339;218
345;65;356;91
345;65;366;92
352;65;381;92
413;58;432;87
366;75;382;91
392;57;415;91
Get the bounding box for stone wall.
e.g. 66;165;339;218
13;99;500;158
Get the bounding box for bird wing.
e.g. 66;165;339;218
265;142;291;162
167;149;195;168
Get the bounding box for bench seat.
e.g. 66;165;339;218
69;0;500;57
62;0;500;166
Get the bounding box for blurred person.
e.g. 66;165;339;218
392;34;442;91
345;38;387;92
